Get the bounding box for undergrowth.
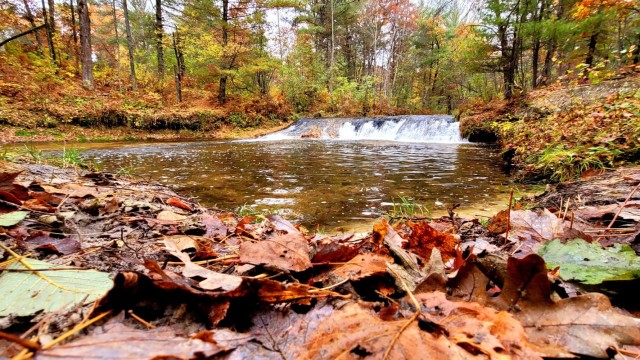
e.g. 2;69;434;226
495;88;640;181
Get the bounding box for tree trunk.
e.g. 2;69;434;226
531;0;547;88
41;0;56;62
123;0;137;90
78;0;94;90
112;0;121;91
585;32;598;68
155;0;164;77
47;0;55;34
633;32;640;64
173;32;183;102
22;0;43;52
218;0;228;104
70;0;79;72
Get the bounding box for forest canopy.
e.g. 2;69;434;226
0;0;639;116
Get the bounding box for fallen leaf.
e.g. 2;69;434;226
36;323;227;359
163;239;242;291
508;209;564;243
201;213;229;239
27;233;81;255
334;254;392;281
0;172;21;192
40;183;102;198
539;238;640;284
574;201;640;223
167;197;193;211
0;211;28;227
0;257;113;317
311;234;360;263
239;233;312;272
490;254;640;358
157;210;188;222
163;235;201;252
100;198;120;214
22;198;56;213
404;220;459;261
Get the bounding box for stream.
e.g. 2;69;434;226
64;115;517;231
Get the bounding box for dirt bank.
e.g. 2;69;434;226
460;74;640;182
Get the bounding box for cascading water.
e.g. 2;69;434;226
260;115;466;143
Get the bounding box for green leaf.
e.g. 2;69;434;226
0;211;28;227
0;257;114;317
538;239;640;285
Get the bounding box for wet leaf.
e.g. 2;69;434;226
0;211;28;227
238;233;312;272
404;220;459;261
0;257;113;317
36;323;227;359
163;239;242;291
167;197;193;211
539;239;640;284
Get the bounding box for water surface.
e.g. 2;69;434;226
78;140;513;231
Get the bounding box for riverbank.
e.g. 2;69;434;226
460;73;640;182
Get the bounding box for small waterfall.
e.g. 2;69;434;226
260;115;466;143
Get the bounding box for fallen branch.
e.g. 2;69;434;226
0;24;46;48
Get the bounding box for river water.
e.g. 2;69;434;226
71;116;515;231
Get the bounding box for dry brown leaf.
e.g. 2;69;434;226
40;183;103;198
238;233;312;272
164;235;201;252
333;253;392;281
157;210;188;222
201;213;229;239
163;239;242;291
36;323;228;359
490;254;640;358
311;234;360;263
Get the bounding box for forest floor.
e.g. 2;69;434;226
0;158;639;359
460;70;640;183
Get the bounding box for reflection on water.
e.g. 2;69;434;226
79;140;513;230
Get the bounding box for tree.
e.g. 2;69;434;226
218;0;228;104
155;0;164;77
123;0;137;89
78;0;94;89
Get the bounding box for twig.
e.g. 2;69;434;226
562;198;571;222
504;189;514;245
383;265;422;360
0;331;40;351
41;311;111;350
166;254;239;265
607;182;640;229
128;310;156;329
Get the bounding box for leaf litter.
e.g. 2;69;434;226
0;162;639;359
